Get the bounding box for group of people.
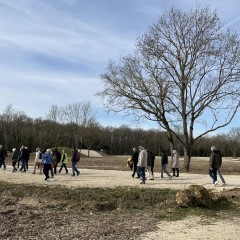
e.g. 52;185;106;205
1;143;227;186
2;145;81;182
130;146;180;184
130;145;226;186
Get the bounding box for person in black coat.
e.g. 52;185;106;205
147;150;155;180
131;148;140;178
19;146;29;172
160;149;172;179
0;145;7;170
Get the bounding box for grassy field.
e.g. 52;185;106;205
1;155;240;239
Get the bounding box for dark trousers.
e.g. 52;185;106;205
172;168;179;177
0;160;6;169
26;159;29;170
150;165;154;175
132;163;140;177
53;164;57;174
59;163;68;173
43;164;52;180
20;159;27;172
17;159;21;168
12;160;17;171
72;161;80;176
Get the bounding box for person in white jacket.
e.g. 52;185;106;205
137;146;148;184
32;147;43;175
172;150;180;177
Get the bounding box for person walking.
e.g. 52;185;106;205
25;147;30;171
32;147;43;175
55;148;61;169
19;146;28;172
131;148;140;178
58;149;68;174
209;146;221;186
160;150;172;179
172;150;180;177
0;145;7;170
214;147;226;186
71;148;80;177
17;146;22;169
42;149;52;181
147;150;155;180
137;146;148;184
51;150;58;175
12;148;18;172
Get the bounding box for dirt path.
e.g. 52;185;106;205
1;166;239;190
1;167;240;240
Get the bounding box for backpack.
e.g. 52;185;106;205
76;152;80;162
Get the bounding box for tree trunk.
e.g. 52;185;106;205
183;146;191;172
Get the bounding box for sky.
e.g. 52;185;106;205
0;0;240;133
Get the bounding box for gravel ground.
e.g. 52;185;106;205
1;165;240;190
1;165;240;240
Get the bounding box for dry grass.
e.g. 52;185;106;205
1;155;240;239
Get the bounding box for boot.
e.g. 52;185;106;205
172;168;176;176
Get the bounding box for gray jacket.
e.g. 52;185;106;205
137;149;148;168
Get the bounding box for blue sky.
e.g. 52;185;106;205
0;0;240;132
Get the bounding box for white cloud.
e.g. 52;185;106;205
0;0;239;132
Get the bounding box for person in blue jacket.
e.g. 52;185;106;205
42;149;52;181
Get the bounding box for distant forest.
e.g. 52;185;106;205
0;105;239;157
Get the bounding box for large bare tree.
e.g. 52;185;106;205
98;6;240;171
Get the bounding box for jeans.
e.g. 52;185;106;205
49;167;54;177
72;161;80;176
161;164;171;178
217;168;226;184
26;159;29;170
209;168;217;183
137;166;146;181
20;159;27;172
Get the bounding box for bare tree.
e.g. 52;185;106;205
98;6;240;171
228;127;240;158
46;105;62;122
62;101;96;127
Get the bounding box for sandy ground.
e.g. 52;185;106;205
1;166;240;240
1;165;240;190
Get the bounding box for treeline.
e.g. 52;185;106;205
0;104;239;157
